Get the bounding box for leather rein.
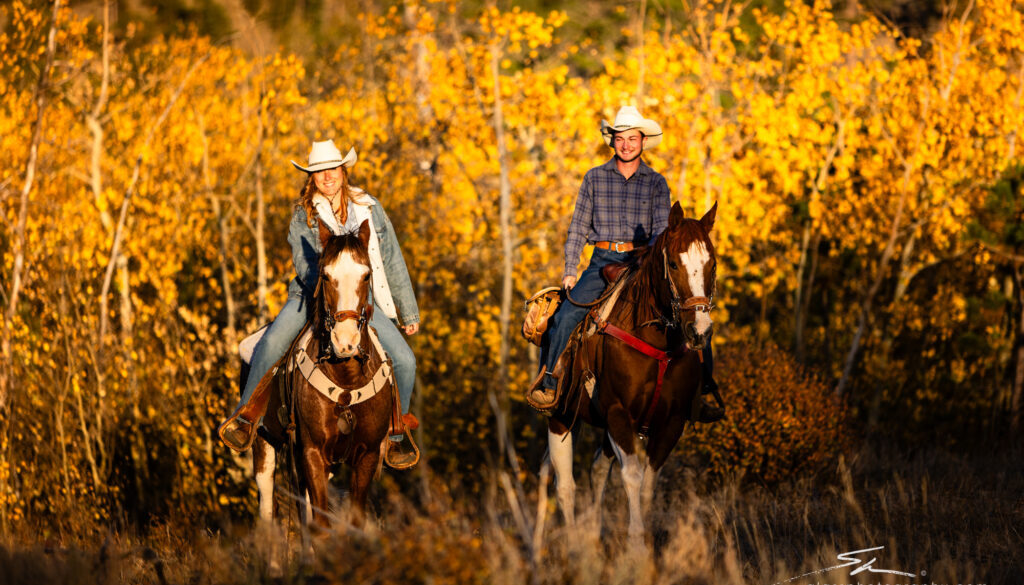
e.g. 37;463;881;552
590;248;714;437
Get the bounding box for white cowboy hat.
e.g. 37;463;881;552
600;105;662;148
291;139;357;173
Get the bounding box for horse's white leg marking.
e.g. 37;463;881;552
324;250;370;356
303;490;313;526
640;463;659;518
609;435;645;540
548;428;576;528
678;241;712;336
255;446;276;524
590;446;614;533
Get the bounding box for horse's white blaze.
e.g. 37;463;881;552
324;250;369;355
548;429;577;527
255;447;276;524
678;241;712;336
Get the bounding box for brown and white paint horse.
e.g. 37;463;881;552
548;202;718;539
253;220;393;531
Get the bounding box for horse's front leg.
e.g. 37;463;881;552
548;420;576;528
299;445;332;529
253;438;276;525
605;404;646;541
348;443;381;528
590;438;614;529
640;462;659;518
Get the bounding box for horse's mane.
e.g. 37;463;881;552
626;219;715;327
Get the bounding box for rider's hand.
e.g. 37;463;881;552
562;275;577;290
404;322;420;335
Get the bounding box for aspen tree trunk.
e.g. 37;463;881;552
836;180;908;397
199;118;237;333
491;44;514;434
2;0;60;414
255;104;269;319
0;1;59;532
635;0;647;105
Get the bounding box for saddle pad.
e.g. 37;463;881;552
239;325;269;365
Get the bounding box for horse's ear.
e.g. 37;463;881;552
317;219;333;248
699;201;718;232
357;219;371;248
668;201;685;228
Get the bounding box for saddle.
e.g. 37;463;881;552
526;267;633;415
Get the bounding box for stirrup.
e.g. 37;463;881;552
218;415;257;452
525;369;558;412
384;429;420;470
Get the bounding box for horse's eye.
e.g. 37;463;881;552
668;260;678;270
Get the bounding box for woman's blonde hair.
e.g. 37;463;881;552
298;166;351;228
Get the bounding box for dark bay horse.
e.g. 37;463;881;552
548;201;717;538
253;220;394;530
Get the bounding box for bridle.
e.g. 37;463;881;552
661;247;714;329
315;272;371;362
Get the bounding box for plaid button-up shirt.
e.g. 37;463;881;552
563;157;671;278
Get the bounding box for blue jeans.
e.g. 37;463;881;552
240;295;416;420
541;248;632;389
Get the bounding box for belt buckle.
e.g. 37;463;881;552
613;241;626;253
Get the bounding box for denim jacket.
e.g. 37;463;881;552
286;194;420;326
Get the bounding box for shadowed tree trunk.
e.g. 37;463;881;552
1012;263;1024;434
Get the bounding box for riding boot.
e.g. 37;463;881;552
526;368;558;411
696;394;726;423
384;384;420;470
218;363;279;452
697;342;725;423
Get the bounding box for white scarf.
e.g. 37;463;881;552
310;191;398;320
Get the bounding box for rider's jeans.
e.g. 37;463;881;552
238;293;416;423
541;248;632;388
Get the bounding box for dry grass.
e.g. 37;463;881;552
2;444;1020;585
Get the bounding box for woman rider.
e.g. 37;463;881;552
219;139;420;467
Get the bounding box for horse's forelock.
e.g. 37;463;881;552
321;232;371;269
663;218;714;258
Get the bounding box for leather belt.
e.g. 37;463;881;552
594;240;641;253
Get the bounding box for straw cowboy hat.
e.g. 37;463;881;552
600;106;662;148
291;139;357;173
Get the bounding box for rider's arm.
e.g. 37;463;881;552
563;172;594;281
371;201;420;326
288;206;320;295
648;173;671;244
